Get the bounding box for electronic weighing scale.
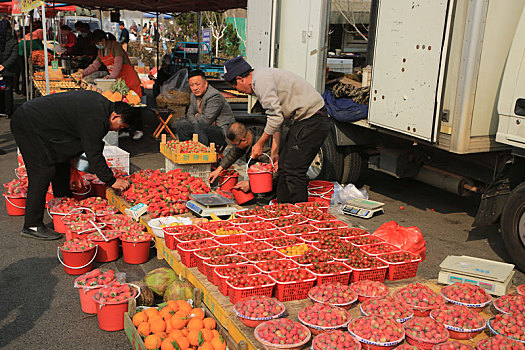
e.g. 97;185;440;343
438;255;515;296
341;198;385;219
186;194;239;218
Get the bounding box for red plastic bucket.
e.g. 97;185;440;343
53;215;67;234
92;182;107;199
93;285;138;331
88;232;120;263
219;172;239;192
247;154;274;194
231;188;255;205
78;286;102;314
72;185;91;201
248;172;273;193
57;245;97;275
121;240;151;264
4;195;26;216
308;180;334;198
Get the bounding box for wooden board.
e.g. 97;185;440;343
108;188;498;349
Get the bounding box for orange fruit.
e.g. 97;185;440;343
176;300;192;313
137;322;151;337
132;311;148;326
174;310;189;319
150;318;166;334
181;328;189;337
145;307;160;319
187;317;204;331
211;330;220;339
161;338;177;350
198;341;214;350
167;300;179;311
174;336;190;350
191;308;205;320
165;319;173;334
188;329;202;346
201;329;214;342
156;331;168;341
144;334;162;350
168;329;184;339
170;315;187;330
211;336;226;350
160;306;174;320
203;317;216;330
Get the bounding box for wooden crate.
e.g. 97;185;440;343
160;134;217;164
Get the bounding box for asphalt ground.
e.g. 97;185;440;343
0;92;523;349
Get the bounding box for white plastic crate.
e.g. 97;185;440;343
103;145;129;174
165;158;210;182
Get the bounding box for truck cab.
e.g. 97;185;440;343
244;0;525;270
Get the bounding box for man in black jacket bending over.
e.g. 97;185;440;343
10;90;133;240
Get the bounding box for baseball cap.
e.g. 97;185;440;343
223;56;252;82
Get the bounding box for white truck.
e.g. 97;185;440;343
245;0;525;270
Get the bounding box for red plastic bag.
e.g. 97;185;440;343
69;165;84;191
372;221;427;261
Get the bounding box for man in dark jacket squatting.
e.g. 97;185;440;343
10;90;133;240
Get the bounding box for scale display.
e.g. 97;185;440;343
186;193;238;218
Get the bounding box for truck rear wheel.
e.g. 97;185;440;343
341;150;365;185
501;182;525;272
307;133;344;181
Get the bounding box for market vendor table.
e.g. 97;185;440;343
106;188;499;350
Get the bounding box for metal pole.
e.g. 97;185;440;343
140;15;143;45
41;4;49;95
22;14;29;101
29;11;33;99
197;12;202;70
156;12;159;70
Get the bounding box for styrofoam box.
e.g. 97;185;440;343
327;58;354;74
103;145;130;174
165;158;210;182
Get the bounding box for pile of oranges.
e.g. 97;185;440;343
132;299;226;350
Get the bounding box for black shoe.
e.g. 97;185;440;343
21;226;62;240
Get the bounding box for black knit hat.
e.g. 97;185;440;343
223;56;252;82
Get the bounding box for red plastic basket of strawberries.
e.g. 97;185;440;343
214;263;261;296
176;238;219;268
269;268;316;302
225;272;276;304
203;255;248;285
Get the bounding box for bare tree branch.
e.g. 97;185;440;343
334;0;368;41
232;15;247;49
204;11;227;56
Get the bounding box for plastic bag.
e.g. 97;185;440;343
156;68;191;108
372;221;427;261
333;183;369;204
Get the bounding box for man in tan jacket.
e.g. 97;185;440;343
223;56;331;203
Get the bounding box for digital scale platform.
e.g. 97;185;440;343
186;194;239;218
342;198;385;219
438;255;515;296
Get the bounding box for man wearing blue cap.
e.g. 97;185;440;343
223;56;331;204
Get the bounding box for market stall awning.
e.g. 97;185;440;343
46;0;246;13
0;1;76;14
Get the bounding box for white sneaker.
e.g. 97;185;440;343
119;131;130;138
132;131;144;140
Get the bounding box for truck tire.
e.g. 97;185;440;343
501;182;525;272
307;133;344;181
341;150;365;185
